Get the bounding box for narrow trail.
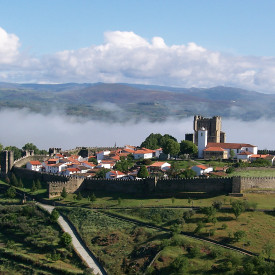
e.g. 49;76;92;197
100;210;259;258
37;203;107;275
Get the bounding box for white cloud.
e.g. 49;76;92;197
0;108;274;150
1;28;275;93
0;27;20;64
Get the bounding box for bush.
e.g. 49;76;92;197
60;232;72;247
5;186;16;198
50;209;59;223
189;245;201;258
233;230;246;242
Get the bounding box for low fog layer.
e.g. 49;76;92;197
0;108;273;150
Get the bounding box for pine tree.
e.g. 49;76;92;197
61;187;68;198
18;178;23;188
90;193;96;203
10;173;18;187
35;179;41;189
76;192;83;200
137;165;149;178
31;180;37;192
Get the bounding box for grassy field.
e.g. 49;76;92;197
58;207;165;274
0;195;85;275
230;168;275;177
109;207;275;260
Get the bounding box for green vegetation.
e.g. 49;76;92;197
0;198;84;274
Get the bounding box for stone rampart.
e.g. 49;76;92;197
156;177;233;194
238;177;275;191
13;155;49;167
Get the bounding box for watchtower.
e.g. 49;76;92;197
0;150;14;175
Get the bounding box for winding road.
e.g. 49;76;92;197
37;203;107;275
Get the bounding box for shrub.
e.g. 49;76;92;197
60;232;72;247
189;245;201;258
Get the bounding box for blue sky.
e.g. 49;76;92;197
1;0;275;92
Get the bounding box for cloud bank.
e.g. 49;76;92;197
0;108;273;150
1;27;275;93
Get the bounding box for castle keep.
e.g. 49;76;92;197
193;115;226;145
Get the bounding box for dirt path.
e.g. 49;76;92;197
37;203;107;275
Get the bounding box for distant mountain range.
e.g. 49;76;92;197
0;82;274;122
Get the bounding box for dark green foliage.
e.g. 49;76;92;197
117;197;122;205
4;175;10;184
231;200;246;219
162;139;180;156
114;158;130;172
180;140;198;157
194;221;205;234
61;187;68;198
5;186;16;198
189;245;201;258
143;159;152;165
169;255;188;274
50;209;59;223
31;180;37;192
212;200;223;209
262;242;274;259
226;166;235;174
95;168;110;178
201;206;217;222
88;157;98;164
76;192;83;200
4;146;22;160
89;193;96;203
180;168;197;178
60;232;72;247
168;162;181;177
10;173;18;187
18;178;23;188
137;165;149;178
22;143;39;155
233;230;246;242
183;209;195;220
35;179;41;189
140;133;177;150
235;158;272;168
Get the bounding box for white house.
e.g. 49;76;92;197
133;148;154;159
44;162;67;174
153;148;163;158
106;170;126;179
26;160;42;171
82;161;96;169
148;162;171;172
191;165;213;176
62;167;80;176
237;151;253;161
206;143;258;159
96;150;111;162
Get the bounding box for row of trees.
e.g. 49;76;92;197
141;133;198;157
0;142;48;160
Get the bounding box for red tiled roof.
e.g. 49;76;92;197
204;147;226;152
109;170;125;176
195;165;208;170
150;162;170;167
250;154;269;158
207;142;256;149
238;151;252;155
67;168;80;172
29;161;41;165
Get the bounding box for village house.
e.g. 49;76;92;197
147;162;171;172
106;170;126;179
191;165;213;176
26;160;42;171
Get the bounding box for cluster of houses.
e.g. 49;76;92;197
26;145;171;179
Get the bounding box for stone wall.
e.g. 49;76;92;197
238;177;275;191
13;155;49;167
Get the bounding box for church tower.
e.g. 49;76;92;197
198;128;207;158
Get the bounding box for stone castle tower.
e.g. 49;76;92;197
193;115;226;145
0;150;14;175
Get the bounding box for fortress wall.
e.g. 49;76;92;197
48;178;84;198
156;177;233;193
83;177;156;194
239;177;275;191
13;155;49;167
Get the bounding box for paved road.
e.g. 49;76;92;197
37;203;106;275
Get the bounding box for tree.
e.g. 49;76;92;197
233;230;246;242
263;242;274;259
180;168;196;178
180;140;198;157
168;162;181;177
162;139;180;156
137;165;149;178
5;186;16;198
95;168;110;178
22;143;40;154
18;178;23;188
202;206;217;222
229;149;235;159
10;173;18;187
140;133;177;150
88;157;98;165
76;192;83;200
231;200;245;219
35;179;41;189
4;146;22;160
60;232;72;247
50;209;59;223
61;187;68;198
169;255;188;274
90;193;96;203
31;181;37;192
